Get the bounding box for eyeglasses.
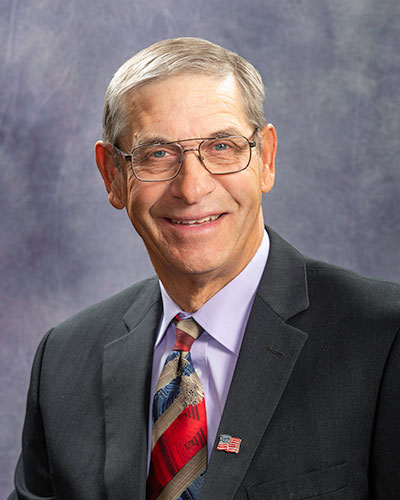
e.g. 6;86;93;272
113;129;258;182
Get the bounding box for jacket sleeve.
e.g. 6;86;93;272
370;327;400;499
8;330;56;500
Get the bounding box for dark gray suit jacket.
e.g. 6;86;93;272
10;228;400;499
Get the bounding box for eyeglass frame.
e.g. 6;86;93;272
113;128;259;182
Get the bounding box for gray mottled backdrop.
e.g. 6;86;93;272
1;0;399;495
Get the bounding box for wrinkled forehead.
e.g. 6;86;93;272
121;73;249;147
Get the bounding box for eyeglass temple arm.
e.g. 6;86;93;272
249;127;258;148
113;145;132;162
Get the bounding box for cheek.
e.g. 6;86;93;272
125;179;164;225
125;179;149;223
223;169;263;209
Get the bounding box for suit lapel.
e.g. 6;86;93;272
102;279;162;500
200;227;310;500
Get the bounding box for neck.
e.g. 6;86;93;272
160;273;231;312
155;234;264;312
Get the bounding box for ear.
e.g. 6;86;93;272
95;141;126;209
258;123;277;194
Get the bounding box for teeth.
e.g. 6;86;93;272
171;215;220;225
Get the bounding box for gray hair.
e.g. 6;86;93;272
102;37;266;146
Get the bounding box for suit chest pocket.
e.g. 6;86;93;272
246;462;351;499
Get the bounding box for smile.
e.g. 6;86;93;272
169;215;222;225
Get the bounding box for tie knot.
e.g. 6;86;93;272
173;317;203;351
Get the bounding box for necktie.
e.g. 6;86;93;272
147;316;207;500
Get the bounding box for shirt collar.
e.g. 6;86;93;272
156;230;270;354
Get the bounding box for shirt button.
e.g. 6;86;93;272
196;368;202;377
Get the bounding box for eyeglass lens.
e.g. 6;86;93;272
131;136;251;180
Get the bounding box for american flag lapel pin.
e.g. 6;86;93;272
217;434;242;454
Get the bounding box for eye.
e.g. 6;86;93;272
213;142;229;151
152;149;169;158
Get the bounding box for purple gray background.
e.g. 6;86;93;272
1;0;399;495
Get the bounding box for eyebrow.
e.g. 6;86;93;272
134;128;245;147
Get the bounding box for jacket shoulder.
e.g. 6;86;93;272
303;256;400;324
46;277;160;348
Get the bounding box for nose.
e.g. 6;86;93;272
170;149;215;204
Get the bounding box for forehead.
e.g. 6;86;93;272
126;73;250;144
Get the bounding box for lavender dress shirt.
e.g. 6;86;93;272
148;230;270;467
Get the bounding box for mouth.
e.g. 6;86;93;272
168;214;223;226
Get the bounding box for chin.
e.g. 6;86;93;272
174;261;219;277
163;251;225;277
181;256;239;280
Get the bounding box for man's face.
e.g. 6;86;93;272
100;73;276;288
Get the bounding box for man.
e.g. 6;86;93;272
9;37;400;500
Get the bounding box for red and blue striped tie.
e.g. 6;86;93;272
146;316;207;500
